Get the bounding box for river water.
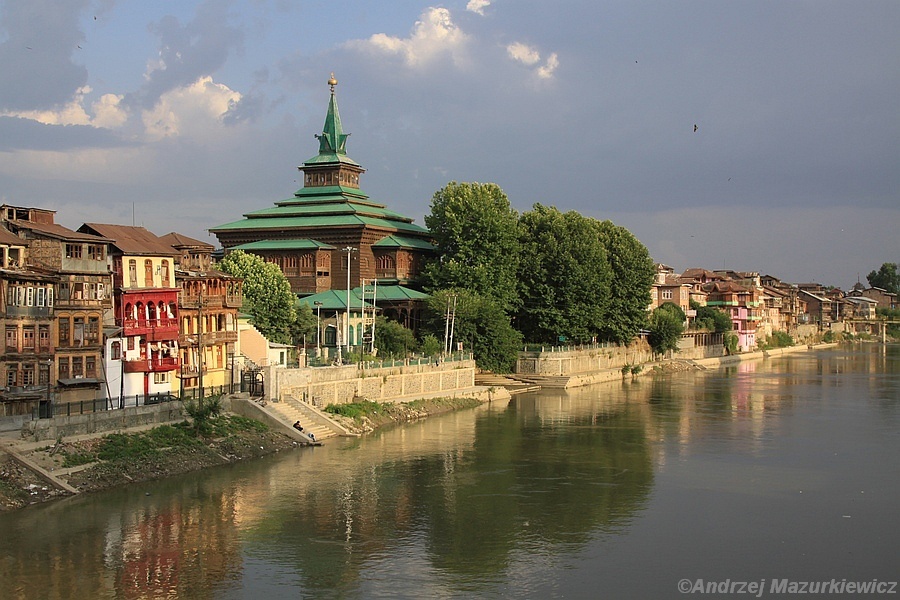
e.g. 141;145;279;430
1;345;898;599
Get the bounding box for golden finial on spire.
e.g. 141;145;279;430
328;73;338;92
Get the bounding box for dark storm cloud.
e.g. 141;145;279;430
128;0;244;110
0;0;90;111
0;116;128;151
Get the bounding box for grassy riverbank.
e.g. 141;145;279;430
1;396;491;511
0;414;299;511
324;396;486;435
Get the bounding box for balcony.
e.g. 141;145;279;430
123;318;180;340
178;330;238;346
123;356;180;373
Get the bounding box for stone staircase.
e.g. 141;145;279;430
264;395;353;442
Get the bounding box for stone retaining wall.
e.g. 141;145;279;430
265;360;478;407
22;402;186;443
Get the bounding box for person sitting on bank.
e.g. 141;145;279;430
308;431;316;442
293;421;304;432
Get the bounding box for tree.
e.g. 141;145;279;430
594;220;655;344
422;289;523;373
517;204;611;343
693;303;733;333
866;263;900;294
218;250;296;344
373;316;416;358
647;305;684;355
292;301;319;346
422;182;521;314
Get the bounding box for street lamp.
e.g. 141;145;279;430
314;301;323;356
344;246;357;358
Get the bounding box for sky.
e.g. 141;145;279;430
1;0;898;289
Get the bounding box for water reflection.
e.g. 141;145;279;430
0;344;897;599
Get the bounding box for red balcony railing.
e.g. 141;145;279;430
123;356;180;373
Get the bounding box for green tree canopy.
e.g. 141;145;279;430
516;204;611;343
422;289;523;373
866;262;900;294
218;250;296;344
648;305;684;355
373;316;417;358
692;302;733;333
422;182;521;314
292;301;319;346
594;220;655;344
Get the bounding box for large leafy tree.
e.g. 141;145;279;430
647;305;684;355
291;301;319;346
218;250;296;344
423;182;521;314
422;289;523;373
373;316;417;358
517;204;611;343
594;220;655;344
866;262;900;294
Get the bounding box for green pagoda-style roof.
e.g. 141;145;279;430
372;235;436;251
297;289;371;311
304;77;360;167
233;239;335;251
353;285;430;301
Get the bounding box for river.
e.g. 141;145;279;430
1;344;898;599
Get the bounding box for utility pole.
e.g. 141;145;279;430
198;285;204;402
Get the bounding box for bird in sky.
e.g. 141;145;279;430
693;124;698;132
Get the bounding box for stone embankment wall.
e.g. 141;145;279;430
22;402;186;443
265;360;478;407
516;338;725;376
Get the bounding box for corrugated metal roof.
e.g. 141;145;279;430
0;226;28;246
79;223;179;256
246;202;412;222
158;232;214;250
372;235;435;251
211;214;429;235
354;284;430;301
296;289;372;311
233;239;335;251
10;220;112;243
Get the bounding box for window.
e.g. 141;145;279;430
26;287;34;306
22;366;35;386
6;366;17;387
58;358;69;380
59;319;69;345
97;283;105;300
111;341;121;360
154;372;169;384
86;356;96;378
6;326;17;352
72;357;83;378
86;317;99;343
73;317;84;347
39;326;50;351
144;260;153;287
22;327;34;350
127;337;135;351
161;261;170;287
36;287;45;306
65;244;83;259
88;245;104;261
128;260;137;287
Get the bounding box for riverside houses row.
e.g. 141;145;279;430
0;205;242;417
650;264;895;352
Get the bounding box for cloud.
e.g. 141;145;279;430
130;1;244;110
506;41;558;79
142;76;241;141
506;42;540;66
1;86;127;129
344;7;469;69
0;0;90;111
466;0;491;16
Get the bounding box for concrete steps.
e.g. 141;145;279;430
266;396;356;441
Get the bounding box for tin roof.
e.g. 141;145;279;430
233;239;336;251
79;223;179;256
372;235;436;251
158;231;215;251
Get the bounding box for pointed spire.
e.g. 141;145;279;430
315;73;349;156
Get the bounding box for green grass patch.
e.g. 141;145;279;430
325;400;387;421
60;449;97;468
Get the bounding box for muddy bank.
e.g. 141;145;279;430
325;396;486;435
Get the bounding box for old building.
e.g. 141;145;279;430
159;232;243;396
209;76;435;339
2;206;113;407
78;224;181;401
